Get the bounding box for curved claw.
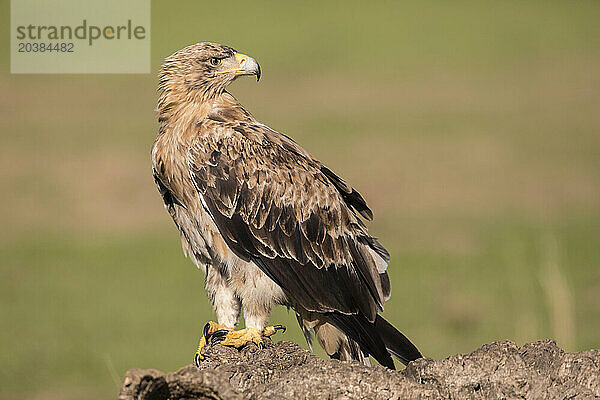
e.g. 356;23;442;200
212;329;231;337
262;324;287;338
209;329;230;345
197;322;226;367
203;323;211;339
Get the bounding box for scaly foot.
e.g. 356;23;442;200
194;323;286;367
194;321;231;366
216;324;286;348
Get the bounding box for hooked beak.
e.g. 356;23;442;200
215;53;261;81
234;53;261;81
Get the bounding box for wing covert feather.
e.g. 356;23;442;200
188;122;389;320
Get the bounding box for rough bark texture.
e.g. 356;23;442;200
118;339;600;400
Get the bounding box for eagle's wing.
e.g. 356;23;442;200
188;121;390;323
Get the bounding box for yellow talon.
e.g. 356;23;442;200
194;321;231;366
263;324;287;337
194;323;286;367
217;324;286;348
218;328;264;348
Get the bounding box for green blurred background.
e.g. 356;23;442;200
1;1;599;398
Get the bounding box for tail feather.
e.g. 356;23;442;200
375;315;422;365
329;313;421;369
300;311;422;369
329;314;396;369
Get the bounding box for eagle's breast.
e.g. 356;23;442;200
151;109;241;275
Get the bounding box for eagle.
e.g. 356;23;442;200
152;42;421;369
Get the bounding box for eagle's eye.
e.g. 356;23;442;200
209;57;222;67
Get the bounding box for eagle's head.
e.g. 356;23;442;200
159;42;261;102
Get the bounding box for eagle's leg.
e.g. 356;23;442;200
193;259;287;363
195;267;242;366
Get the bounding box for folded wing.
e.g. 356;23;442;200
188;121;390;323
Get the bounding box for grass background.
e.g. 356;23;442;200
1;0;599;398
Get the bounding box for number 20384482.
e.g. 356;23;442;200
18;42;74;52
